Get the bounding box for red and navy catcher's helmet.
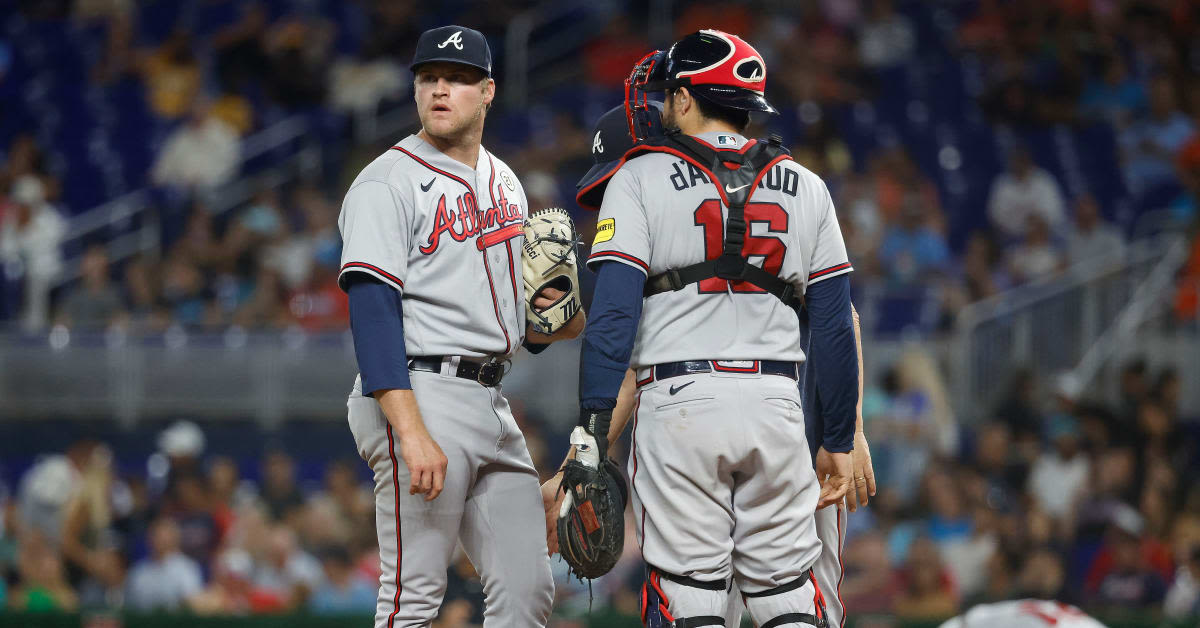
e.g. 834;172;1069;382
635;29;777;115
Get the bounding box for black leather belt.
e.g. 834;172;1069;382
408;356;507;387
637;360;798;387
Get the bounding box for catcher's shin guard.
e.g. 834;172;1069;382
641;565;727;628
741;569;828;628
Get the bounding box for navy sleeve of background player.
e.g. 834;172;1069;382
806;274;857;453
579;262;645;410
347;275;411;396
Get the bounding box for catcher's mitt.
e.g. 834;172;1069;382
557;424;627;580
522;207;581;335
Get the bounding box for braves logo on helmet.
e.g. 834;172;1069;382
629;30;777;115
673;29;768;94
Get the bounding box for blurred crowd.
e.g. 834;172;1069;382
1;352;1197;624
0;0;1198;333
0;421;385;617
0;0;1199;624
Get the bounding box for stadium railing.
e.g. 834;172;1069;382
953;234;1190;421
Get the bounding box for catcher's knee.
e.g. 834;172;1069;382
641;564;728;628
741;569;828;628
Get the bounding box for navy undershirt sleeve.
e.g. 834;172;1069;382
806;274;858;453
579;262;645;410
346;275;411;396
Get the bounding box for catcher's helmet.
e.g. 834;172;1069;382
641;29;776;114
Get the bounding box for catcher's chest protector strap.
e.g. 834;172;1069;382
631;133;800;307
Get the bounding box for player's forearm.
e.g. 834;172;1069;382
609;369;638;442
374;388;429;437
808;275;859;453
555;370;635;472
579;262;644;410
852;303;864;434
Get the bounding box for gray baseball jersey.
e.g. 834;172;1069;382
937;600;1107;628
339;135;554;627
587;131;852;368
338;133;529;359
607;131;851;627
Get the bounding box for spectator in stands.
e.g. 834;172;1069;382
309;460;371;545
1165;546;1200;618
973;422;1027;511
212;2;269;95
1015;547;1068;601
163;471;219;570
206;456;242;542
865;349;957;503
328;51;406;119
76;535;126;609
56;245;126;330
1086;510;1169;611
1007;215;1065;284
159;255;213;326
940;505;999;599
8;532;78;612
151;102;240;190
250;525;324;611
259;449;304;523
139;30;201;120
1067;194;1126;266
856;0;915;70
840;531;901;615
0;175;66;330
263;16;332;109
1120;75;1195;200
987;146;1067;240
16;439;98;543
309;545;375;614
1080;55;1147;128
894;537;959;619
1028;415;1091;521
122;254;168;332
878;193;951;285
189;548;255;615
59;444;121;585
125;517;203;611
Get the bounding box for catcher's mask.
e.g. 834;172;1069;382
557;458;628;580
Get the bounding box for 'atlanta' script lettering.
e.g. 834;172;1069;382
419;183;522;254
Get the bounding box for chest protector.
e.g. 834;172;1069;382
623;131;800;306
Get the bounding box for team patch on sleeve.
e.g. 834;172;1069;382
593;218;616;245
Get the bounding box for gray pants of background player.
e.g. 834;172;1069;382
631;369;825;626
724;503;847;626
347;365;554;628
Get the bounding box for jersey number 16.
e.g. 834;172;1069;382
694;200;789;294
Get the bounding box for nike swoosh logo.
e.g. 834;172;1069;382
725;183;751;194
669;381;695;395
420;178;436;192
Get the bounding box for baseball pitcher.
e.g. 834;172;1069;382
338;25;582;628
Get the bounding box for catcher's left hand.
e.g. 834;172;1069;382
555;412;627;580
522;207;581;335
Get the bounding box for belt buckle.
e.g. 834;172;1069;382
477;359;511;386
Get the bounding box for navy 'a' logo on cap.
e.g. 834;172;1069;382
437;31;464;50
411;25;492;76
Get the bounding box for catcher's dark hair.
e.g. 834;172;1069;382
673;88;750;132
